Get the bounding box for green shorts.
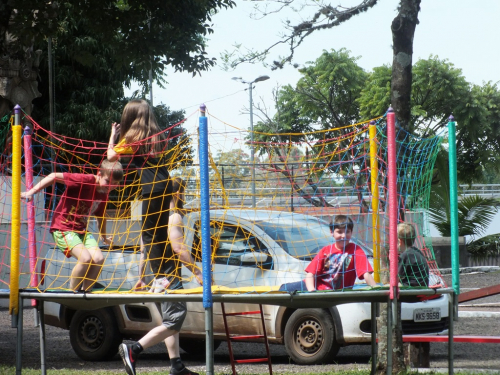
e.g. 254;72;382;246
52;231;98;258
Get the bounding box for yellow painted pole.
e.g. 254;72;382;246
369;120;381;283
9;105;22;315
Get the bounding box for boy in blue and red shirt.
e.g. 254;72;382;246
280;215;377;292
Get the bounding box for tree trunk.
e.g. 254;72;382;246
376;1;422;373
376;246;405;374
390;0;421;131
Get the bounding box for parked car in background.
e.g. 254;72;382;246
40;209;449;365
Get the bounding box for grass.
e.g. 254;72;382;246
0;368;489;375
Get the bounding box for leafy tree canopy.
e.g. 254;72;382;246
255;51;500;184
212;150;251;189
253;49;367;155
4;0;235;81
359;55;500;182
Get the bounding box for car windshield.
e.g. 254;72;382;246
255;218;333;260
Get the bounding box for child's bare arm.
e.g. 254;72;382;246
107;122;120;162
169;215;202;285
96;216;112;245
363;272;377;287
21;172;65;200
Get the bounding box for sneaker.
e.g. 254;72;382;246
119;343;137;375
149;277;170;293
170;367;199;375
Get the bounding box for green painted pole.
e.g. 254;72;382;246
448;115;459;310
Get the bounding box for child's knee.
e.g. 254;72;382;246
77;252;92;265
93;253;105;265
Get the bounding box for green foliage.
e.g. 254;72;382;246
294;49;368;129
5;0;235;79
32;12;128;141
467;233;500;257
254;49;367;163
360;55;500;183
153;104;194;170
213;150;251;188
428;194;500;238
357;65;392;119
28;10;194;167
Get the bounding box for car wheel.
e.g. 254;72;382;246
179;338;222;356
284;308;340;365
69;308;123;361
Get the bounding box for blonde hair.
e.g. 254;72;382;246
99;159;124;182
397;222;416;247
119;99;166;155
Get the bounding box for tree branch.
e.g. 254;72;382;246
222;0;379;70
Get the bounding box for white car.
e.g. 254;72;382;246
41;209;449;365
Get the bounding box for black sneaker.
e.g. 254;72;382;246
119;343;138;375
170;366;199;375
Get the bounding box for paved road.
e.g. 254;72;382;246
1;270;500;373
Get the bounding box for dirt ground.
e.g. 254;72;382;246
1;270;500;374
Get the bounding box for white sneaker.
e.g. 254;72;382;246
149;277;170;293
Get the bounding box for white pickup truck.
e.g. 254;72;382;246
40;209;450;365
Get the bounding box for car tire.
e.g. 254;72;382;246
69;308;123;361
179;338;222;356
284;308;340;365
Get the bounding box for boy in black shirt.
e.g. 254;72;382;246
397;222;429;287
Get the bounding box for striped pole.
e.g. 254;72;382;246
23;125;38;304
386;108;398;300
199;104;214;375
10;105;22;315
369;120;381;282
448;115;459;299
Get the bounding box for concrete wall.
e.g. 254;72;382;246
427;237;467;268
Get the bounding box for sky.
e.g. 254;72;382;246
130;0;500;237
138;0;500;144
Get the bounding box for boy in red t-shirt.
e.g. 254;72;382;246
22;160;123;291
280;215;377;292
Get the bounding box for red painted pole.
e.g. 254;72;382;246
24;125;38;304
386;108;398;299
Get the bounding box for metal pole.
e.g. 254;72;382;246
249;82;256;207
16;297;23;375
448;292;454;375
386;296;393;375
371;302;377;375
38;303;47;375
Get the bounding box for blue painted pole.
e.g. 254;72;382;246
199;104;214;375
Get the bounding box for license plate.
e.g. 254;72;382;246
413;308;441;322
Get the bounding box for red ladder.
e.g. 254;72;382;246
221;303;273;375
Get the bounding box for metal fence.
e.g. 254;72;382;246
460;184;500;197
